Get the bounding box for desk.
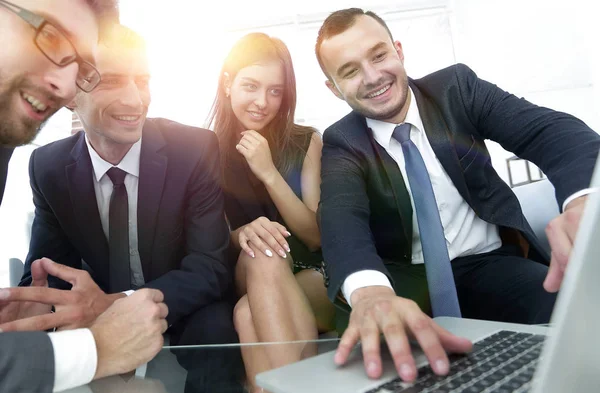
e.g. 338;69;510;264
64;338;341;393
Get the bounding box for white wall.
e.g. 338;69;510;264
1;0;598;285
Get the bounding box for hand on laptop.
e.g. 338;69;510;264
0;258;123;331
544;195;587;292
334;286;472;382
91;288;168;380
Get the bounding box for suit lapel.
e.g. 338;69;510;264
65;133;109;287
349;113;413;249
410;81;473;205
137;120;167;279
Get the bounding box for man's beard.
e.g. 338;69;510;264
0;71;47;147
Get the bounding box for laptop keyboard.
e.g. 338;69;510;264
366;330;545;393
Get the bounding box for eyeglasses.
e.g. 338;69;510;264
0;0;101;92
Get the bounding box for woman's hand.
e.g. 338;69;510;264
236;130;278;185
238;217;291;259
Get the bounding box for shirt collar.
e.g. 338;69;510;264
85;135;142;182
366;87;425;148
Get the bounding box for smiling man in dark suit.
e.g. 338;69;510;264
315;8;600;383
20;24;236;348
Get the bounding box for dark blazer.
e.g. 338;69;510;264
0;332;54;393
319;64;600;300
0;146;14;206
20;118;231;326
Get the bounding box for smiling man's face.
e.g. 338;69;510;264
320;14;410;124
0;0;98;146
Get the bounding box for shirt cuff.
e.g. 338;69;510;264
49;328;97;392
342;270;393;308
122;290;135;296
563;188;600;211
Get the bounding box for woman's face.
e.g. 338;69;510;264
228;60;285;132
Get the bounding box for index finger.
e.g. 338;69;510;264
0;287;75;306
39;258;84;286
0;310;72;332
334;325;360;366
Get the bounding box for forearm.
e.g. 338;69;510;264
263;171;321;250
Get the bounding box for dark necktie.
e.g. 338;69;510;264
107;167;130;292
392;123;462;317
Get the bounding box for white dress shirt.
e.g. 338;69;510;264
85;136;145;289
46;138;147;392
49;328;97;392
342;88;597;306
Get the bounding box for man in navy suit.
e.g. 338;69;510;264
315;8;600;382
20;24;236;348
0;1;169;392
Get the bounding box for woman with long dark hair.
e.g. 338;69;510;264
207;33;334;391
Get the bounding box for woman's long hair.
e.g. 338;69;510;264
206;33;315;178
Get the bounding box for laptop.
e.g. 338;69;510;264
257;158;600;393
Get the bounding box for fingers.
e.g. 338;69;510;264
543;253;565;293
141;288;165;304
0;286;75;306
40;258;90;286
0;309;76;332
273;222;292;239
405;314;449;376
380;314;416;382
157;302;169;320
241;130;264;142
546;219;573;273
334;325;360;366
432;323;473;354
235;143;249;158
30;259;49;287
260;221;290;257
238;232;255;258
360;317;383;379
237;137;255;150
159;319;168;334
243;225;273;257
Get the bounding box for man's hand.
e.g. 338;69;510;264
0;258;53;325
544;195;587;292
0;258;122;331
91;288;168;380
334;286;472;382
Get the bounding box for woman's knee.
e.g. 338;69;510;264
233;295;253;332
239;249;291;280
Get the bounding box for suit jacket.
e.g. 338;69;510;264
0;332;54;393
20;118;232;326
319;64;600;300
0;146;14;206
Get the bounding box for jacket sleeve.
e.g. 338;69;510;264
318;128;393;301
142;133;232;326
454;63;600;209
20;149;82;289
0;332;55;393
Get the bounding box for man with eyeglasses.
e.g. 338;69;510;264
0;1;169;392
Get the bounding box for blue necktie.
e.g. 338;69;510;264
392;123;461;317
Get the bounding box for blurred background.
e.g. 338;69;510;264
1;0;599;285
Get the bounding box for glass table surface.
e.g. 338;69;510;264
65;338;341;393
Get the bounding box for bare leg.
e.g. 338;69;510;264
233;295;271;393
295;269;336;333
236;250;318;366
